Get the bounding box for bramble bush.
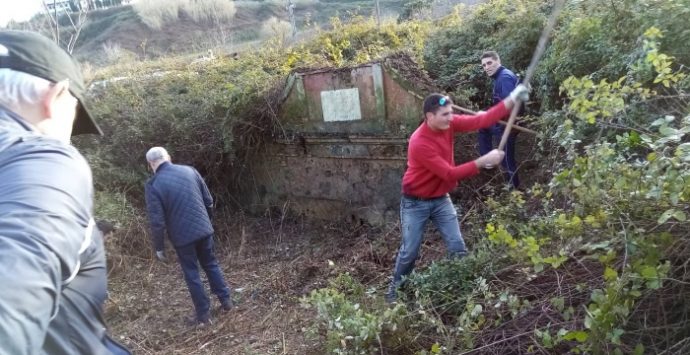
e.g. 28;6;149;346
310;16;429;66
482;29;689;353
422;0;690;111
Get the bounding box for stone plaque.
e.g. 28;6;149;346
321;88;362;122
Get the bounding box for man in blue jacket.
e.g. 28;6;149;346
145;147;232;325
479;51;521;189
0;30;129;354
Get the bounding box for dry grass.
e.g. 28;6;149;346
133;0;181;30
105;212;401;354
260;16;292;45
181;0;237;26
134;0;237;30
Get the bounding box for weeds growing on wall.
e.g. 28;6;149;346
79;16;430;240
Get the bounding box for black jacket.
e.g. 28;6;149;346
0;107;128;354
145;162;214;250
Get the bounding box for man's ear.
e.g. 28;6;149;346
424;111;433;121
41;80;70;119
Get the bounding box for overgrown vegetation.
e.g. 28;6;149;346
297;1;690;353
72;0;690;353
80;15;430;245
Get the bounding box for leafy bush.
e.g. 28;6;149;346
422;0;546;106
302;273;411;354
536;0;690;110
398;0;433;22
309;16;430;66
483;30;689;353
405;246;503;317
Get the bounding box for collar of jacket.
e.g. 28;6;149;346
491;65;506;79
155;161;171;173
0;105;35;133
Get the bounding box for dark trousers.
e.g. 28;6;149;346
478;123;520;188
175;235;231;320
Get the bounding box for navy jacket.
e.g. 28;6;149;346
145;162;214;250
0;107;127;354
491;66;519;104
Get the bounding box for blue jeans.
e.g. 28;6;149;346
478;123;520;188
391;195;468;287
104;336;131;355
175;235;231;320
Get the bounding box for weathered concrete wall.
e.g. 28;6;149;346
248;60;543;224
382;66;424;135
248;62;425;225
279;63;421;134
250;136;407;225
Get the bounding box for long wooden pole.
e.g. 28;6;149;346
451;104;538;136
497;0;566;150
406;89;538;135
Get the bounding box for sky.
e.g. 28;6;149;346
0;0;44;27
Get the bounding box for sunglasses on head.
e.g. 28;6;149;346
438;96;449;106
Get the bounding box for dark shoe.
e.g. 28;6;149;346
186;314;212;327
384;283;397;304
220;299;234;312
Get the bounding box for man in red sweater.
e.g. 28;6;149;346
385;84;529;303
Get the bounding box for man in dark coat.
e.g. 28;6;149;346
479;50;521;188
144;147;232;325
0;30;129;354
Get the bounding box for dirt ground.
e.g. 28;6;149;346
104;214;425;354
102;125;549;354
102;160;546;355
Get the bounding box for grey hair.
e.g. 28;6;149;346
146;146;170;163
0;69;51;111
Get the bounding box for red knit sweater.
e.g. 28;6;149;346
401;101;510;198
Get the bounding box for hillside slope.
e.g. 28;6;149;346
72;1;412;64
7;0;479;66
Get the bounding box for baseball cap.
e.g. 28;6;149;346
0;30;102;135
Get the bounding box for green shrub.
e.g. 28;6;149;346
404;247;501;317
423;0;546;105
302;273;410;354
483;30;689;353
310;16;430;66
